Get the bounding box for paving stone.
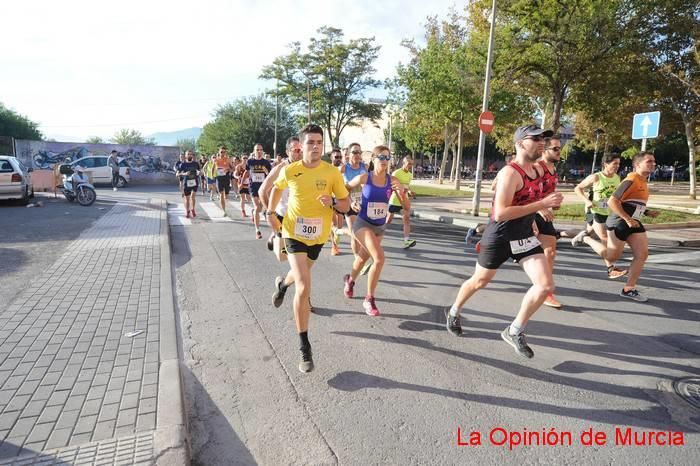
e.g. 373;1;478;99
0;411;20;431
20;400;46;418
26;422;53;444
73;415;97;435
37;404;62;425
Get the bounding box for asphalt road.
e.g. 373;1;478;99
13;184;697;465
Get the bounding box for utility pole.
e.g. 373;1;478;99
471;0;497;216
455;112;463;190
273;80;279;156
591;128;605;174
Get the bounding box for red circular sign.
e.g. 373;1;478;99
479;111;495;133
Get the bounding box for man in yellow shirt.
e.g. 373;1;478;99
267;124;350;373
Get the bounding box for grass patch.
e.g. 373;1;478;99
554;203;698;224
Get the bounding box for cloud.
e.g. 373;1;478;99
1;0;457;140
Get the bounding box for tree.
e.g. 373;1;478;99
176;138;196;154
111;129;155;146
197;94;297;155
85;136;104;144
0;102;42;140
261;26;382;147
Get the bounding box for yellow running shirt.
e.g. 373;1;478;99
274;160;349;246
389;168;412;206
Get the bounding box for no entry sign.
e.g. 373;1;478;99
479;111;495;133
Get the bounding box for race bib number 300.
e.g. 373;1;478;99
294;217;322;240
509;236;541;255
367;202;388;220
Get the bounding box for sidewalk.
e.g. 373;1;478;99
410;196;700;248
0;200;186;464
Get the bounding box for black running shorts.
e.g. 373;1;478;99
607;219;645;241
535;215;559;238
216;176;231;194
284;238;323;261
250;183;262;198
477;236;544;269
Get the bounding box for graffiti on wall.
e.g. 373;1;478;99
14;140;181;184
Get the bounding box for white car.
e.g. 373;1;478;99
0;155;34;204
70;156;131;187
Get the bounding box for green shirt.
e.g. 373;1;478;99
591;171;621;215
389;168;412;206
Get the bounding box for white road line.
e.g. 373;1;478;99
646;250;700;264
168;203;192;226
200;202;233;222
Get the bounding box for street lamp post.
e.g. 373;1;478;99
591;128;605;174
471;0;497;216
273;80;279;156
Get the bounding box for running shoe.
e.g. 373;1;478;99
343;274;354;298
363;296;380;316
267;234;274;251
299;346;314;373
620;288;648;302
191;210;197;218
445;308;463;337
309;297;315;314
464;228;477;246
334;230;341;245
241;211;248;218
544;294;562;308
607;266;628;279
360;260;372;276
500;328;534;359
331;245;340;256
222;211;228;218
475;241;481;254
255;230;262;240
570;230;588;247
185;211;191;219
403;239;417;249
272;276;288;308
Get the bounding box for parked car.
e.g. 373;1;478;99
70;156;131;187
0;155;34;204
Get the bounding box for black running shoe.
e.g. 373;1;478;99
267;235;274;251
445;308;463;337
272;276;287;308
299;345;314;373
500;327;534;359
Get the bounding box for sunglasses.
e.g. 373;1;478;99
376;155;391;161
351;150;362;154
334;156;342;159
523;136;544;142
547;147;561;152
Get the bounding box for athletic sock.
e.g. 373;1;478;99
299;331;310;349
448;304;461;317
509;322;525;336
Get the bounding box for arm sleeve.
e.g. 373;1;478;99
611;180;633;200
274;166;288;190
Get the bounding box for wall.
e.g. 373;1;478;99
14;140;180;184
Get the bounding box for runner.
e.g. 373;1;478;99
233;156;251;217
230;155;241;200
386;156;417;248
445;125;563;360
176;150;200;218
198;154;208;197
204;154;218;201
214;147;234;216
340;143;368;261
246;144;273;239
342;145;407;316
535;135;563;308
572;153;627;279
266;124;350;373
571;152;657;302
174;153;185;193
329;148;345;255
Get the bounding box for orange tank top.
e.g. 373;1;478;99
618;172;648;204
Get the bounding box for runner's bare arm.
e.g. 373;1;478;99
260;164;284;210
345;173;368;190
574;174;598;208
267;187;283;231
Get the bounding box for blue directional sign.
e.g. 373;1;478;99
632;111;660;140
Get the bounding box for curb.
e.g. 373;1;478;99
151;198;190;465
411;209;700;248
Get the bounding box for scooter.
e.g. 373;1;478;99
60;166;97;206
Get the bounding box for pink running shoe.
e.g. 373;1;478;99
363;296;380;316
343;274;354;298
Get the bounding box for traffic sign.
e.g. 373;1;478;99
632;111;660;140
479;111;495;134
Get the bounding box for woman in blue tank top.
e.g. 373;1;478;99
342;145;407;316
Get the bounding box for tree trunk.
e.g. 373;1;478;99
684;117;697;200
450;143;458;181
439;124;449;184
550;88;565;133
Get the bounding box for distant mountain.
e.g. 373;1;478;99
148;127;202;146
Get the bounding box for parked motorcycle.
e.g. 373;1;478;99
59;165;97;206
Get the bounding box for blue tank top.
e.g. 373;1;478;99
343;163;367;183
359;171;393;226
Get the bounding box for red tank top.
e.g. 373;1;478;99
509;162;542;206
538;161;557;197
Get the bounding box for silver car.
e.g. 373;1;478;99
0;155;34;204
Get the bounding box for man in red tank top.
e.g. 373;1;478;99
445;125;564;360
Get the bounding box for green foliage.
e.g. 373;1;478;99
111;129;155;146
85;136;104;144
0;102;42;140
176;138;196;153
197;94;297;156
261;26;382;147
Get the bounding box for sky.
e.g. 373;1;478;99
2;0;459;142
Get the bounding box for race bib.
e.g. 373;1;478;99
509;236;541;255
251;172;265;183
294;217;322;240
367;202;388;220
632;205;646;220
598;200;608;209
350;191;362;204
186;179;197;187
217;168;226;176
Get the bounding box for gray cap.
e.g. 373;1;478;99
513;125;554;143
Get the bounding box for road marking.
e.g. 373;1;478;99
646;250;700;264
687;268;700;274
200;202;233;222
168;203;192;226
